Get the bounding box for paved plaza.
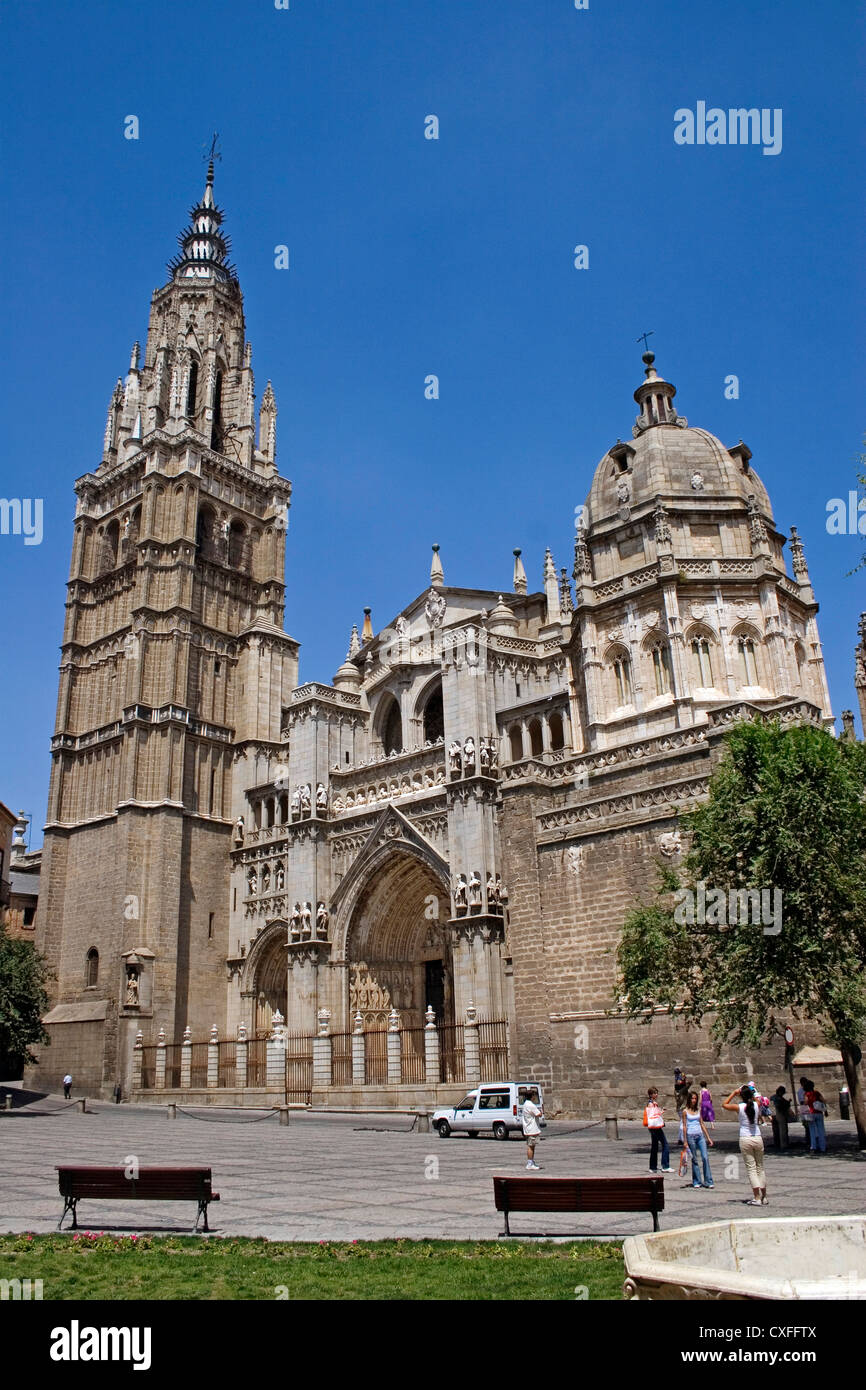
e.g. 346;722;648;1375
1;1092;864;1242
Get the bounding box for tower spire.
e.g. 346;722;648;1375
168;156;237;286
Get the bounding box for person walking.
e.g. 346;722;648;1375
643;1087;672;1173
673;1065;690;1117
771;1086;792;1151
62;1073;72;1100
699;1080;715;1130
723;1084;768;1206
680;1089;714;1188
522;1087;543;1171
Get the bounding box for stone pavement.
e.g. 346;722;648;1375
1;1096;863;1241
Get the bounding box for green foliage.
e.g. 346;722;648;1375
616;719;866;1052
0;922;50;1069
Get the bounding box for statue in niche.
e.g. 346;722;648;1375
301;901;313;937
497;877;509;913
356;788;366;805
261;864;271;893
468;871;482;908
247;867;257;895
289;902;302;940
435;769;446;785
453;873;468;911
487;739;498;774
234;816;245;844
290;788;300;817
463;737;476;773
448;741;462;775
125;968;140;1007
487;872;497;906
275;865;285;891
316;902;329;939
479;741;490;774
299;784;311;815
316;783;328;813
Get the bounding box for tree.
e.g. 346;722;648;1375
616;719;866;1149
0;922;50;1077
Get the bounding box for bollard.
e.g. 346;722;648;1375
167;1103;177;1120
412;1109;431;1134
278;1106;289;1126
4;1093;12;1111
605;1114;619;1140
76;1098;87;1114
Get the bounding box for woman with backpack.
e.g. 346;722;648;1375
723;1084;768;1206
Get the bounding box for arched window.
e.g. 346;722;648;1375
691;635;714;687
85;948;99;988
509;726;523;763
211;369;223;450
528;719;543;756
186;360;199;419
738;635;759;686
382;698;402;756
794;641;808;692
549;712;565;750
609;649;632;705
422;685;444;743
228;519;247;571
651;642;673;696
99;520;120;574
196;504;216;560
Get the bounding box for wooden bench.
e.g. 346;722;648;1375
57;1166;220;1233
493;1175;664;1236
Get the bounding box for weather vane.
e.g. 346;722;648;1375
204;132;222;165
637;330;654;353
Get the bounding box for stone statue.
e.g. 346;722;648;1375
453;873;468;911
247;867;257;895
487;872;497;906
275;865;285;891
463;737;476;773
468;870;482;908
301;901;313;937
488;739;498;774
498;876;509;912
234;816;245;844
299;784;311;814
261;864;271;893
316;902;329;939
125;969;140;1007
316;782;328;813
290;902;302;940
290;788;300;817
448;741;462;774
480;741;490;773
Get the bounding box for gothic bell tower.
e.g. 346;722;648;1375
36;161;298;1096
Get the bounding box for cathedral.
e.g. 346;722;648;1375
32;165;834;1112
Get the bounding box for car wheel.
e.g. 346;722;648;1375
492;1121;509;1141
467;1130;479;1138
437;1120;452;1138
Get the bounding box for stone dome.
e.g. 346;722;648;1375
585;355;773;527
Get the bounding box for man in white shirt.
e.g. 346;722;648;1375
522;1088;543;1170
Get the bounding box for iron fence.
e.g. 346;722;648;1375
331;1031;353;1087
218;1040;237;1088
163;1043;182;1089
285;1032;313;1104
438;1022;465;1084
140;1046;156;1089
478;1019;509;1081
400;1026;427;1084
365;1029;389;1086
189;1042;209;1088
247;1039;267;1087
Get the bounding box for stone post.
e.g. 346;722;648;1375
236;1022;248;1089
180;1025;192;1089
207;1024;219;1088
387;1007;402;1085
313;1008;332;1089
267;1010;287;1090
155;1027;166;1090
424;1004;440;1084
464;1001;481;1084
132;1030;144;1090
351;1010;365;1086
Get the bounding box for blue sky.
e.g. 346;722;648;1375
1;0;863;847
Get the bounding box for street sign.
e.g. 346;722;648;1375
784;1026;794;1045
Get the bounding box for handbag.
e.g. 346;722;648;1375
678;1146;689;1177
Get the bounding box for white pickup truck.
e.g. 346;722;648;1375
432;1082;545;1139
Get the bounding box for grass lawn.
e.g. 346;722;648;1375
0;1233;625;1300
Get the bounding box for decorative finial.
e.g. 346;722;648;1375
129;342;140;372
347;623;361;658
512;548;527;595
362;607;374;641
430;543;444;587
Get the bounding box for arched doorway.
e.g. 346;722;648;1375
346;849;452;1031
252;927;288;1038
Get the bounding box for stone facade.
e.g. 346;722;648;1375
31;170;834;1110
